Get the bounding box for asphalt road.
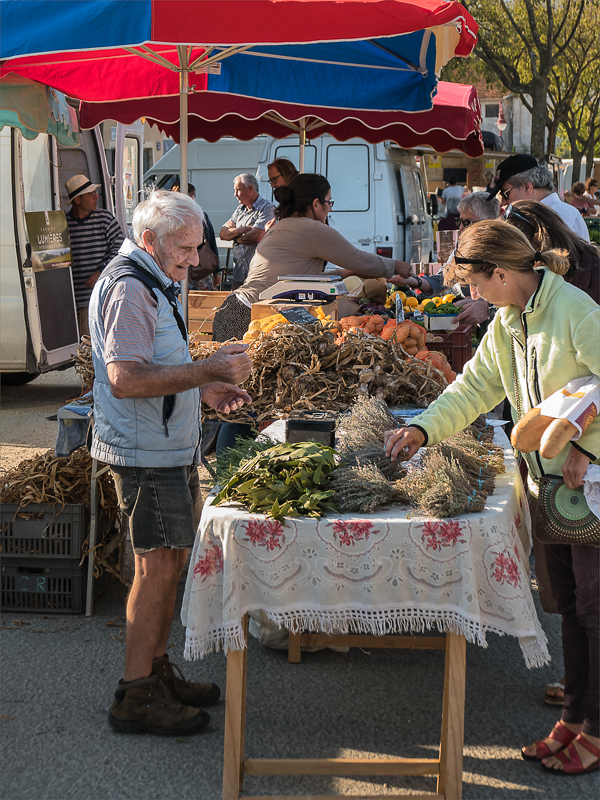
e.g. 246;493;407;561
1;371;598;799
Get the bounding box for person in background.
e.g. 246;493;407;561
264;158;299;230
584;177;600;215
439;175;464;207
437;196;461;231
213;173;412;343
570;182;591;216
89;190;252;737
487;154;590;242
400;192;500;328
219;174;275;289
484;170;495;195
65;174;125;337
172;183;221;290
385;219;599;777
503;200;599;303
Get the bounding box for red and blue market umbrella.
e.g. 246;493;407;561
81;81;484;158
1;0;478;307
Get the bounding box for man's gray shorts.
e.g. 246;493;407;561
110;465;202;555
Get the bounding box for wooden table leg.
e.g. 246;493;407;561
437;633;466;800
288;629;302;663
222;616;248;800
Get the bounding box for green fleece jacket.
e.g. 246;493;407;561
411;268;600;494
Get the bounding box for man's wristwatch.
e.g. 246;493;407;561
413;274;423;289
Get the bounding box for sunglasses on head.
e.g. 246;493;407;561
501;203;538;231
449;246;497;269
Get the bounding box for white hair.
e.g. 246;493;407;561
510;165;554;192
132;189;204;245
458;191;500;220
234;173;259;192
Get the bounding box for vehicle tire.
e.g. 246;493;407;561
0;371;40;386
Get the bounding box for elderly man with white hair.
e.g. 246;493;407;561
220;172;275;288
89;190;252;737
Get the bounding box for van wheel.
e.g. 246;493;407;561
1;371;39;386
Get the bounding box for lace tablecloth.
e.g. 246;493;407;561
182;429;550;669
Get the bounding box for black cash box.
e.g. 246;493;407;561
285;411;337;448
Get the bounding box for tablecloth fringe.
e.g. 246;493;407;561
184;606;550;668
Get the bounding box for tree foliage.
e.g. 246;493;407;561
441;0;598;163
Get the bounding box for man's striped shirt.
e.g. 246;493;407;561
66;208;125;307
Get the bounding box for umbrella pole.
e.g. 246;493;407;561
299;118;307;173
178;45;189;326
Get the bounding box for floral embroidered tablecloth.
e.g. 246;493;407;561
182;429;550;668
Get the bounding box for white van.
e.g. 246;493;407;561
257;135;434;263
0;125;112;381
143;136;270;231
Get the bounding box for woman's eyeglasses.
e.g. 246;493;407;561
322;199;335;208
457;218;474;228
268;174;283;186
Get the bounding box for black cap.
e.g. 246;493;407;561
487;154;539;200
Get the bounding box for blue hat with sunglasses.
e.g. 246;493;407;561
487;154;539;201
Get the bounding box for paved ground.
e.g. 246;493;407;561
1;371;598;799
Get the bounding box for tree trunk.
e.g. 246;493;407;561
584;128;596;180
546;117;558;155
529;78;549;160
571;153;582;184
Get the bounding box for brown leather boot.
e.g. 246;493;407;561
152;654;221;708
108;674;210;735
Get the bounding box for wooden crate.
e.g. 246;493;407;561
251;297;359;322
188;291;230;336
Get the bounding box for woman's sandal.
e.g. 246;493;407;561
541;732;600;775
521;721;578;762
543;681;565;706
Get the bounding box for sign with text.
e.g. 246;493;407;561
280;307;320;325
25;210;71;271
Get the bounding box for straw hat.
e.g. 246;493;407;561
65;174;101;203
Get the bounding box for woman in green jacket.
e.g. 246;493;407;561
386;219;599;776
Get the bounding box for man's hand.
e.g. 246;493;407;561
204;343;252;385
384;426;425;462
84;269;101;288
392;260;412;280
454;298;490;325
201;382;252;414
219;225;252;242
562;445;591;489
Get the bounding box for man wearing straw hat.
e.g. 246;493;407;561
65;174;125;337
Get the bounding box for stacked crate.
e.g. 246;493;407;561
1;504;92;613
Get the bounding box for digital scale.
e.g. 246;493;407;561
258;274;349;302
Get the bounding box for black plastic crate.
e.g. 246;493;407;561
1;557;88;614
1;503;86;559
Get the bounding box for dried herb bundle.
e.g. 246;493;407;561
332;463;402;513
396;450;487;518
198;321;446;424
72;335;94;393
336;397;404;479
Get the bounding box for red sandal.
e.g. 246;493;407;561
541;732;600;775
521;720;578;762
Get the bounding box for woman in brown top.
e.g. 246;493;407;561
212;173;411;341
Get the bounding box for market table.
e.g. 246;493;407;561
181;428;549;799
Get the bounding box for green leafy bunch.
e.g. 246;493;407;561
212;441;338;521
423;302;459;316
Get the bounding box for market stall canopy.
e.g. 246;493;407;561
0;73;79;146
0;0;477;114
81;81;484;158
